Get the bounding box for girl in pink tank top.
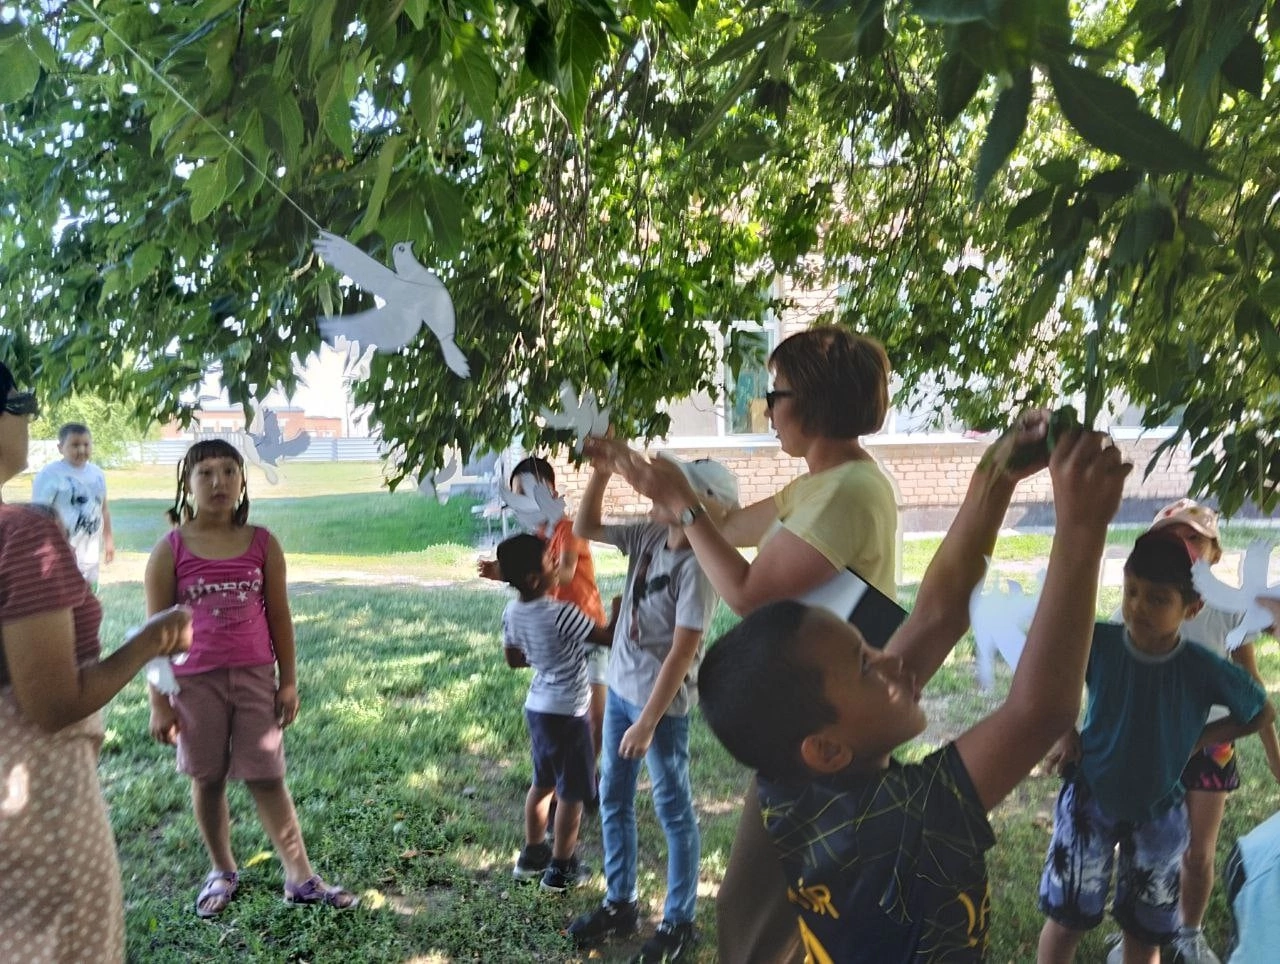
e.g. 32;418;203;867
144;439;356;917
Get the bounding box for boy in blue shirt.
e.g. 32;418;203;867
697;416;1128;962
1037;531;1270;964
499;533;613;892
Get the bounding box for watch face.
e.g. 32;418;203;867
679;507;695;525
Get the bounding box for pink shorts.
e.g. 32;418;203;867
171;664;285;783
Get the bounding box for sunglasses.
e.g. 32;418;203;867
763;389;795;409
3;392;39;417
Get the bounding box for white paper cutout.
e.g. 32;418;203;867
969;562;1043;690
225;430;280;485
146;657;181;696
1191;541;1280;651
498;473;566;531
538;382;610;450
314;231;469;378
418;452;462;504
249;409;311;465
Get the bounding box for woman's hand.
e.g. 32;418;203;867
140;605;194;658
477;558;501;581
275;682;300;728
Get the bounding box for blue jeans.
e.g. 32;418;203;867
600;689;700;924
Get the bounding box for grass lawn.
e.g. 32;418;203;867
82;463;1280;962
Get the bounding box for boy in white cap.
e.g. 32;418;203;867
568;452;738;963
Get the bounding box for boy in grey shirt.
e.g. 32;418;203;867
569;454;738;963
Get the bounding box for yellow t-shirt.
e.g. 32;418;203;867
772;459;897;596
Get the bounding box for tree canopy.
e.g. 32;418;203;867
1;0;1277;512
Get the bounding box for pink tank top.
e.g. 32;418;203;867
168;526;276;676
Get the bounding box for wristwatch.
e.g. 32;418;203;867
676;504;705;527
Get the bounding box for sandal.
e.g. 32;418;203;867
283;874;358;909
195;869;239;919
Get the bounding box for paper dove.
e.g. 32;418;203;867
1191;540;1280;651
498;473;566;531
418;453;462;504
249;410;311;465
539;382;610;450
313;231;469;378
230;431;279;485
969;563;1043;690
146;657;181;696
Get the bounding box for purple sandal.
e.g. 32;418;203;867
283;874;358;909
196;869;239;918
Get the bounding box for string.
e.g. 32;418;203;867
72;0;325;233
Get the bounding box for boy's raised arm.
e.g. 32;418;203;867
574;459;611;544
887;411;1050;684
955;429;1130;811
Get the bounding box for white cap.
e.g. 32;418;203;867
661;454;740;509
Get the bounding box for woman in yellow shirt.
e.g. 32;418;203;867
589;325;897;963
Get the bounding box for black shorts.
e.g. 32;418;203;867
1181;742;1240;793
525;708;595;803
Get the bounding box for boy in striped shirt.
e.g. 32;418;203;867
500;532;614;892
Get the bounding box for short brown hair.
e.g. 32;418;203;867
769;326;890;438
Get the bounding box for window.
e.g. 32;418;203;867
662;318;779;443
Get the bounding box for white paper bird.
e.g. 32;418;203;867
418;453;462;504
229;431;280;485
969;564;1043;690
145;657;181;696
498;473;566;531
1191;541;1280;651
313;231;469;378
539;382;610;450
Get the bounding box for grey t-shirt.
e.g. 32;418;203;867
602;522;718;717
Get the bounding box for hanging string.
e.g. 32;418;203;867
72;0;325;233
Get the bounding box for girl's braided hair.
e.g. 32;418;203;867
167;439;250;526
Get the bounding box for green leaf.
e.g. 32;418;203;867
1222;34;1264;96
1046;57;1219;176
187;162;227;223
1035;157;1078;183
558;10;611;133
703;13;789;69
1112;204;1172;266
356;135;402;239
1080;167;1141;198
523;6;559;85
1004;186;1055;231
422;174;467;258
936;49;985;124
404;0;431;31
307;0;338;73
910;0;996;25
693;46;769;147
129;242;164;283
452;25;499;123
0;37;41;104
973;69;1032;203
810;13;861;62
322;80;354;158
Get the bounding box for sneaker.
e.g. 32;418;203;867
632;920;697;963
1171;929;1221;964
539;855;589;892
567;899;641;947
512;841;551;881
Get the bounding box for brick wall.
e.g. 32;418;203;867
548;433;1201;531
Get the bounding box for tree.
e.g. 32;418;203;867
0;0;1276;512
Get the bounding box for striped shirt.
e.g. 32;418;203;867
0;504;100;686
502;596;596;716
